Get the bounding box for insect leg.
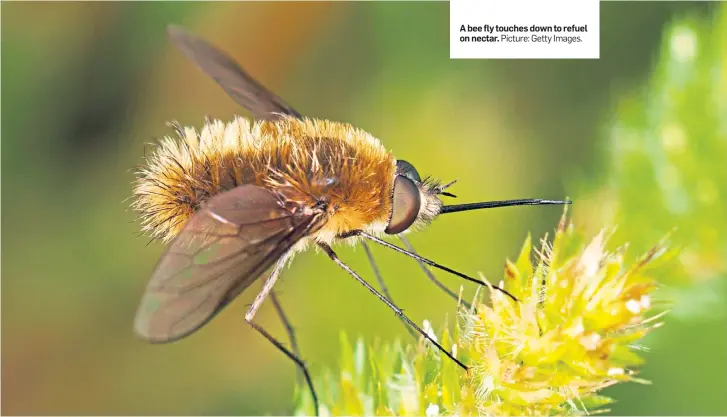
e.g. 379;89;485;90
269;290;303;383
318;242;467;371
246;321;318;415
398;236;473;310
245;259;319;416
361;241;418;339
349;230;518;302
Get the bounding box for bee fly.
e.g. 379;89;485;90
132;25;570;414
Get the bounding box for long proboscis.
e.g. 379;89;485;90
440;198;571;214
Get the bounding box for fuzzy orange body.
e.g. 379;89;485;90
133;116;396;244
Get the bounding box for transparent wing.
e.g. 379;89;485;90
167;25;303;120
134;185;326;343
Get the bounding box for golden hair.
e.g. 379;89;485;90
132;116;396;243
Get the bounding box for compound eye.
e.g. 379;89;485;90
396;160;421;182
385;175;421;234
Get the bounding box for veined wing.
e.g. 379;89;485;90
134;185;326;343
167;25;303;121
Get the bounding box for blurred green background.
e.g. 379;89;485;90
2;2;725;415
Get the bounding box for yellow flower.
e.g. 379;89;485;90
460;211;671;416
295;211;672;416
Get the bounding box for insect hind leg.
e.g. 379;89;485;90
270;290;303;384
245;258;319;416
245;321;318;416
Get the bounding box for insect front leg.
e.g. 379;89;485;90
348;232;472;311
245;258;319;416
343;229;518;302
398;235;473;310
361;240;418;339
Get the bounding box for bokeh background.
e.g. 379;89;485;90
2;2;725;415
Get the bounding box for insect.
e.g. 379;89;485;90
132;25;570;415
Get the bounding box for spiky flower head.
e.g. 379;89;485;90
295;212;671;416
459;211;671;416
